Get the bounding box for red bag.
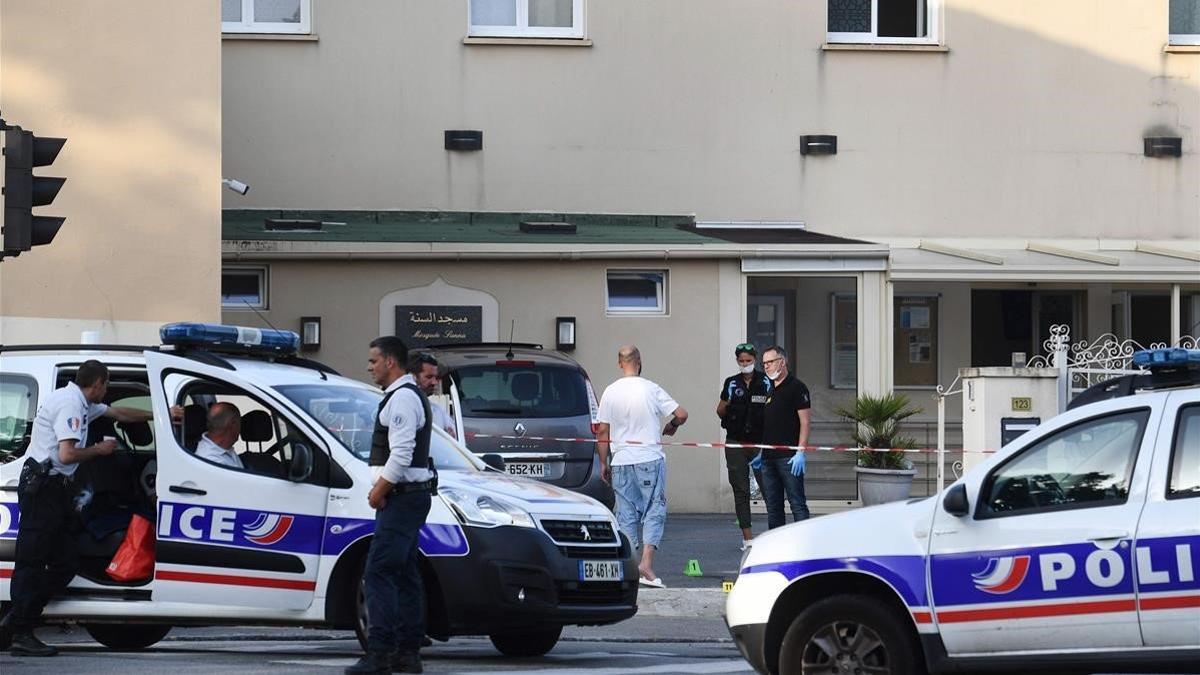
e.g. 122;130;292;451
106;514;155;582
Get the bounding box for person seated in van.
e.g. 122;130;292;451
195;402;243;469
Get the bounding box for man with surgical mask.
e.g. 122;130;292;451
758;345;812;529
716;342;772;550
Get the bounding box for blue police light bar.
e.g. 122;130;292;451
1132;348;1200;369
160;322;300;355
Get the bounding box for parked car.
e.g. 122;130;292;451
726;348;1200;674
426;343;615;510
0;324;637;655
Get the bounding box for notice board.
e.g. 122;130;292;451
395;305;482;348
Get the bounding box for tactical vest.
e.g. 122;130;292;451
370;382;432;473
721;373;771;441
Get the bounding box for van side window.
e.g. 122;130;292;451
978;409;1149;518
1168;405;1200;499
0;374;38;462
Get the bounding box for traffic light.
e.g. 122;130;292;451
2;125;66;258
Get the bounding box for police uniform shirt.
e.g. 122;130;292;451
760;374;812;460
372;373;435;485
719;371;773;441
27;382;109;477
196;433;245;469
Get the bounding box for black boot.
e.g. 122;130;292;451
390;649;423;673
10;631;58;657
344;650;391;674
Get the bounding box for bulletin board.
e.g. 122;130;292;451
894;295;939;387
830;293;857;389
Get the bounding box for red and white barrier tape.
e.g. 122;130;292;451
464;433;995;454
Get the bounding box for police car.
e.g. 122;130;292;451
727;348;1200;674
0;324;636;654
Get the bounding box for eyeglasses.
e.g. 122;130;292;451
762;357;783;366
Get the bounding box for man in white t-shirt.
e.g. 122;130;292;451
195;402;244;469
596;345;687;588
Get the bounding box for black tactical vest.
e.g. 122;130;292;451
370;382;432;473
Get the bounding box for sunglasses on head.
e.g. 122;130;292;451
736;342;756;352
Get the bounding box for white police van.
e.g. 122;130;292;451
727;348;1200;674
0;324;636;654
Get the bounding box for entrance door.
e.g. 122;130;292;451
747;294;787;356
147;352;330;610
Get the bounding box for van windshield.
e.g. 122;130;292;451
452;364;588;418
273;384;483;472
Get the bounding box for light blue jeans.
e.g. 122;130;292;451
612;458;667;550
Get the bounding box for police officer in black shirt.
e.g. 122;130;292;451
716;342;772;549
759;345;812;529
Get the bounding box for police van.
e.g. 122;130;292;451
0;324;636;654
727;348;1200;674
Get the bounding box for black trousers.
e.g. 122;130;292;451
724;445;764;531
10;466;78;631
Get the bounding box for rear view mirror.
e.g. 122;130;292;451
943;483;970;517
480;453;505;472
289;443;314;482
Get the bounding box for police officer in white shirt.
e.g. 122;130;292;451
5;360;177;657
348;337;434;674
194;402;243;469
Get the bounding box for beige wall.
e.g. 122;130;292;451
221;259;729;512
0;1;222;343
222;0;1198;239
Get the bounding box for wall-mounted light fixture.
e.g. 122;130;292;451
556;316;576;351
800;135;837;155
445;130;483;151
300;316;322;351
1143;136;1182;158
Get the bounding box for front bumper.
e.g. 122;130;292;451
727;620;770;675
431;524;638;635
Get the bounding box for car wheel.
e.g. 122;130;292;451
489;626;562;657
778;595;924;675
83;623;172;651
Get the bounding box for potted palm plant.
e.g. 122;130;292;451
835;392;922;506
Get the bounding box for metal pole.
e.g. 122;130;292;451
1171;284;1182;345
1055;332;1069;414
937;393;946;492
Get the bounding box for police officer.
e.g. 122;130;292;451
348;336;435;674
5;360;168;657
716;343;772;550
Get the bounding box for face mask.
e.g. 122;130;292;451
739;364;755;375
766;366;782;381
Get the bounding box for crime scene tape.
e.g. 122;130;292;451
464;433;996;454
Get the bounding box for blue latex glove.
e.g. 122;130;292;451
788;452;806;476
749;451;763;471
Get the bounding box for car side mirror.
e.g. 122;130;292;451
943;483;970;517
480;453;505;472
289;443;314;482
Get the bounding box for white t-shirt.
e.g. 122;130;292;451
597;376;679;466
196;433;244;469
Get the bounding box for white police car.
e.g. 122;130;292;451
727;348;1200;674
0;324;636;653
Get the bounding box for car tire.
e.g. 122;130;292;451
778;595;924;675
489;626;562;657
83;623;172;651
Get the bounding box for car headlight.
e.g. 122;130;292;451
440;488;535;529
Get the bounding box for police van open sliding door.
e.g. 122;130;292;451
927;400;1162;656
145;351;329;611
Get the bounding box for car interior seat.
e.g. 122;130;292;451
239;409;283;477
182;403;207;450
511;373;541;406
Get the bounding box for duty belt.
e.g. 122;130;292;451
389;476;438;495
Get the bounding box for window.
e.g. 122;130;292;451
894;295;938;387
222;267;268;310
451;364;589;418
606;270;667;315
222;0;311;34
0;375;38;463
828;0;940;44
1168;405;1200;499
469;0;585;39
979;409;1149;518
1171;0;1200;45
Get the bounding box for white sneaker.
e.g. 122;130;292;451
740;540;751;552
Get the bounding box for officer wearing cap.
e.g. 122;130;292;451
716;343;772;550
5;360;172;657
348;336;435;674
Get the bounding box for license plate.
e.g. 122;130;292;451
579;560;624;582
506;462;546;477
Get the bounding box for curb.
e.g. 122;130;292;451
636;587;726;618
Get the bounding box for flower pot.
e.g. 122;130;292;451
855;466;918;506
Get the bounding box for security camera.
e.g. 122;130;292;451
222;178;250;195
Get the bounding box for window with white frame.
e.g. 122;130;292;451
827;0;940;44
222;0;311;34
469;0;585;39
606;270;666;315
1170;0;1200;45
222;267;268;309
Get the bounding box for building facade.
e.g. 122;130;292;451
220;1;1200;512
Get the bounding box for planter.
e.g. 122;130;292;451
855;466;918;506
